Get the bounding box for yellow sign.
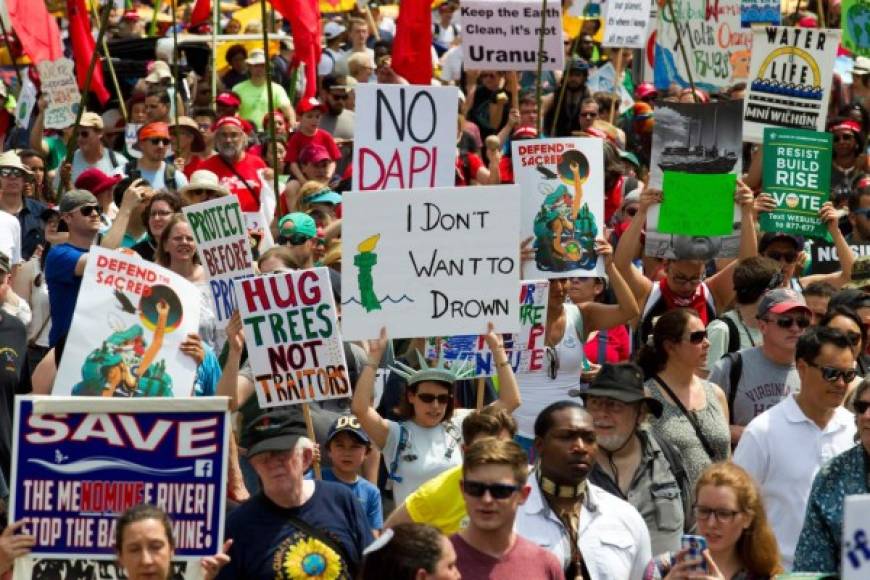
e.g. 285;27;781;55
321;0;357;13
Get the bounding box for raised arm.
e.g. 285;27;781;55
100;180;148;250
581;238;641;335
799;201;854;289
612;188;658;307
351;327;392;449
707;181;757;311
216;311;253;412
483;322;521;412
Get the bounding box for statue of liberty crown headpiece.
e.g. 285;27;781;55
389;349;476;387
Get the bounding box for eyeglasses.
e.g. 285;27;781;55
765;250;797;263
693;506;741;523
461;480;521;499
415;392;452;405
148;138;172;146
79;205;101;217
671;273;704;286
149;209;174;218
585;396;632;413
807;362;857;384
854;400;870;414
624;207;638;217
764;315;811;330
0;168;25;178
686;330;707;344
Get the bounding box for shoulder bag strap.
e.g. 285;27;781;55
651;375;718;461
284;511;354;574
218;155;260;201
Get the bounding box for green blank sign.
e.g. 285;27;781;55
658;171;736;237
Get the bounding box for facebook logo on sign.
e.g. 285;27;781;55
194;460;213;478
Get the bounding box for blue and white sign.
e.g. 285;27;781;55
844;494;870;580
10;397;230;561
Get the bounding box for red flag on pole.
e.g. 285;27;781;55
6;0;63;65
391;0;432;85
190;0;211;27
67;0;111;105
270;0;321;99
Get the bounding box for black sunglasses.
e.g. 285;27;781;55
834;134;855;142
765;315;811;330
854;400;870;414
461;480;521;499
148;138;171;146
0;167;25;178
415;393;452;405
843;330;863;347
807;363;857;384
686;330;707;344
765;250;797;263
77;130;92;138
281;233;311;246
79;205;101;217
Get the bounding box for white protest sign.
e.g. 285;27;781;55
603;0;652;48
340;185;522;340
53;247;201;397
743;26;840;143
425;279;550;377
14;76;37;129
843;494;870;580
234;268;351;408
461;0;564;71
511;137;606;279
353;84;457;191
125;123;143;159
37;58;79;130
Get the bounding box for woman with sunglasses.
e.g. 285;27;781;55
644;462;782;580
352;324;521;505
793;378;870;574
516;238;639;441
638;308;731;493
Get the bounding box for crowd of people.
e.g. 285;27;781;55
0;0;869;579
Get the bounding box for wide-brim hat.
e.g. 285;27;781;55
170;116;207;153
581;363;663;418
0;151;33;176
179;169;229;198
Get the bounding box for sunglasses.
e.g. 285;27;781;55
834;134;856;142
186;189;211;197
843;330;863;346
330;92;349;100
686;330;707;344
79;205;101;217
807;362;857;384
415;392;452;405
282;233;312;246
148;138;172;146
765;315;811;330
77;130;93;139
0;168;25;178
765;250;798;263
854;400;870;414
461;480;521;499
854;208;870;218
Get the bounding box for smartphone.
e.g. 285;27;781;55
681;534;708;573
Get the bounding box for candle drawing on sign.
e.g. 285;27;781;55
355;234;382;312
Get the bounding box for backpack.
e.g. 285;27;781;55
386;420;461;485
124;160;178;192
720;315;741;356
721;351;743;425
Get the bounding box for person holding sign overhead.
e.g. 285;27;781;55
352;324;521;505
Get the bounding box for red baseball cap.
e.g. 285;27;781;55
75;168;122;196
216;92;241;108
213;116;244;132
299;144;332;165
296;97;327;115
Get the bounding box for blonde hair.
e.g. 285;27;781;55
462;437;529;485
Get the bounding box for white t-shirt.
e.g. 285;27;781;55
516;303;585;438
733;395;856;569
440;46;463;83
382;408;472;505
0;211;21;265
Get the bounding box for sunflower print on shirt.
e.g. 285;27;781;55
273;531;348;579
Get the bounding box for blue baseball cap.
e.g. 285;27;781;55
326;414;370;446
303;187;342;206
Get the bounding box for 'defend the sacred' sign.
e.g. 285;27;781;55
234;268;351;409
461;0;564;71
340;185;522;341
10;397;229;561
353;84;458;191
761;127;832;238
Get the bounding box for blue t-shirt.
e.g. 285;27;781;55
194;346;221;397
322;469;384;530
45;243;88;346
218;483;373;580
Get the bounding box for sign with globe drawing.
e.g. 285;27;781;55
843;0;870;57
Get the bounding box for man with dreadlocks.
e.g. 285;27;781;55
351;323;522;505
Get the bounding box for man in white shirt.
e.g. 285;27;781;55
516;401;651;579
734;326;857;570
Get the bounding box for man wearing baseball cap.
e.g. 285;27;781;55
197;116;268;212
53;111;129;192
277;212;319;269
127;122;189;192
757;222;855;292
233;49;294;131
218;410;373;580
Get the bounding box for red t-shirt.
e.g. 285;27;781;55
197;153;268;211
285;128;341;165
455;152;484;186
450;534;564;580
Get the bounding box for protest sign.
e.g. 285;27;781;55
125;123;143;159
741;0;780;27
461;1;564;71
659;172;737;236
425;280;549;377
647;100;744;259
53;247;201;397
603;0;652;48
36;58;79;130
234;268;350;408
811;241;870;274
183;196;254;328
15;77;38;130
743;27;839;143
843;494;870;580
512;137;607;279
340;185;522;340
10;396;229;561
843;0;870;57
353;84;457;191
760;127;832;238
654;0;752;91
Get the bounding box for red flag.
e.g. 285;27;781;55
391;0;432;85
6;0;63;65
67;0;111;105
190;0;211;27
271;0;321;99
